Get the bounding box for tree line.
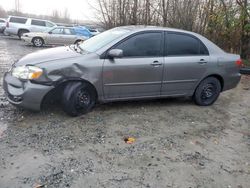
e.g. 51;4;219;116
0;7;72;24
96;0;249;60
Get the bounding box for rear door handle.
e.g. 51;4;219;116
198;59;207;64
150;61;162;66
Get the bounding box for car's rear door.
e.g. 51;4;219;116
161;32;210;96
47;28;64;45
63;28;78;44
103;31;164;99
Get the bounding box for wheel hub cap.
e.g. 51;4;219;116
77;90;90;107
34;39;42;46
201;84;215;99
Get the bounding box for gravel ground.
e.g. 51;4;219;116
0;35;249;188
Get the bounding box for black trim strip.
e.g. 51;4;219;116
104;81;162;86
240;68;250;75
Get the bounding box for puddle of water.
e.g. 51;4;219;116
0;123;8;138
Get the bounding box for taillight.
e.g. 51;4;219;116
235;59;243;68
6;21;9;27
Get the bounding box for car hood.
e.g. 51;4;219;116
15;46;82;66
23;32;47;37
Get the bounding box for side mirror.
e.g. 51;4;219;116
107;49;123;59
48;31;52;34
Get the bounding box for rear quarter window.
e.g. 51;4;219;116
64;28;75;35
31;19;46;27
9;17;27;24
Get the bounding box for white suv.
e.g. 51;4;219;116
0;18;6;33
5;16;56;38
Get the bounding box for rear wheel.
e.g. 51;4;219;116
18;30;29;39
32;37;44;47
193;77;221;106
62;82;96;116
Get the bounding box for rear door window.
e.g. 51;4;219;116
64;28;71;35
51;28;63;34
70;29;76;35
64;28;76;35
9;17;27;24
114;32;163;57
166;33;209;56
31;19;46;27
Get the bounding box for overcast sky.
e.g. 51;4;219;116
0;0;98;20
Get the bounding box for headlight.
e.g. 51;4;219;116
12;65;43;80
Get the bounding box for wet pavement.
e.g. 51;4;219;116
0;34;249;188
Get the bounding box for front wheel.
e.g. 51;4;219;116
62;82;96;116
32;37;44;47
193;77;221;106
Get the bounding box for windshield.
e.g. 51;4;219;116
79;28;130;53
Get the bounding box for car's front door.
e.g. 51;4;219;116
103;31;164;99
161;32;210;96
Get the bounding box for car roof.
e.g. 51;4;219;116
116;25;217;45
116;25;199;35
54;26;74;29
95;25;225;55
8;15;53;22
54;26;91;30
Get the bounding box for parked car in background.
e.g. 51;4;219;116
0;18;6;33
4;16;56;38
3;26;242;116
88;28;100;36
74;26;93;38
21;26;88;47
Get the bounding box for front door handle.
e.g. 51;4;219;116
198;59;207;64
150;61;162;66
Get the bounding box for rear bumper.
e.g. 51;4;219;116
222;72;241;91
4;27;18;35
3;72;54;111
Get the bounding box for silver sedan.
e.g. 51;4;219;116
4;26;242;116
21;26;87;47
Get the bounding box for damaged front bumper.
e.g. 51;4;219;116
21;36;33;45
3;72;54;111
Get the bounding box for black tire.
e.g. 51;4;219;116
193;77;221;106
74;40;82;44
32;37;44;47
18;30;29;39
62;82;96;116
